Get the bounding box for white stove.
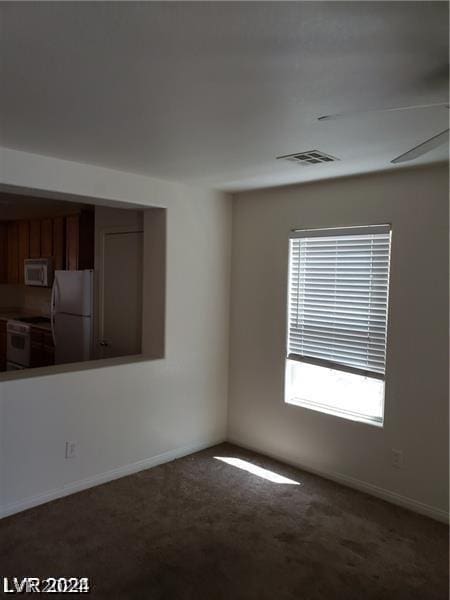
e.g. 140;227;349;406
6;317;51;370
6;320;31;369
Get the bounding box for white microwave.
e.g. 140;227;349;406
24;258;54;287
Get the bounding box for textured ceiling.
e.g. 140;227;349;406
1;2;448;191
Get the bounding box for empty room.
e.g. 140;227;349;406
0;2;448;599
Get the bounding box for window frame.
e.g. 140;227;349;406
284;223;393;426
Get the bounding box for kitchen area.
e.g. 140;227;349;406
0;195;96;372
0;193;147;374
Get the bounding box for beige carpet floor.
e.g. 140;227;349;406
1;443;448;599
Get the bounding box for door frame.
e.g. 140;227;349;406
97;225;144;358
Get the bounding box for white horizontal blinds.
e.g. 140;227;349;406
288;225;391;379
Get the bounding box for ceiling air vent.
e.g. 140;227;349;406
277;150;339;166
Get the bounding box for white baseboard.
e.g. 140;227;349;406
3;435;448;525
1;437;225;519
227;436;449;524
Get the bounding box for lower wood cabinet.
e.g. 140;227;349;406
30;328;55;368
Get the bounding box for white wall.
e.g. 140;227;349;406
0;148;231;516
229;164;449;520
1;148;448;522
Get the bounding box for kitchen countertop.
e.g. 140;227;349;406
0;309;29;322
0;308;52;332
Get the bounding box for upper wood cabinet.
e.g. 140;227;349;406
41;219;53;258
7;222;19;284
66;211;94;270
29;220;41;258
18;221;30;284
53;217;65;270
66;215;79;271
1;210;93;283
1;216;62;284
3;220;31;284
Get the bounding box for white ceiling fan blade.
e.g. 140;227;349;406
318;102;449;122
391;129;449;164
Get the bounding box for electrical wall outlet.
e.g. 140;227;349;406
65;441;77;459
391;448;404;469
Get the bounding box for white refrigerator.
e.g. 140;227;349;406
51;270;94;365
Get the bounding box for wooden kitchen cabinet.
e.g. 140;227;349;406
29;220;41;258
18;220;30;284
30;343;42;368
41;218;53;257
0;319;6;372
0;220;30;284
7;221;19;284
30;328;42;367
2;216;66;282
53;217;65;270
42;331;55;366
66;211;94;270
30;216;65;269
66;215;79;270
30;328;54;368
0;223;7;284
2;209;91;283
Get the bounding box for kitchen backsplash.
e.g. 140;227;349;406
0;284;51;315
23;286;52;315
0;284;23;309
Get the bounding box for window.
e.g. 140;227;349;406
285;225;391;426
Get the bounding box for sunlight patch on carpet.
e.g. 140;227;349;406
214;457;300;485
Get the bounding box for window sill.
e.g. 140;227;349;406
285;396;384;428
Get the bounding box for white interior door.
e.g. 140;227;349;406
99;230;143;359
